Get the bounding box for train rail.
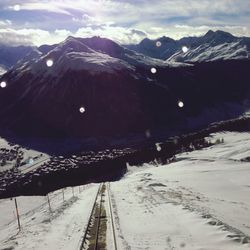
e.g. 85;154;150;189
79;182;117;250
107;182;117;250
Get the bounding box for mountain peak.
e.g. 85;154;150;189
139;37;151;46
204;30;235;39
52;36;93;55
140;36;175;46
204;30;215;37
158;36;175;43
77;36;126;57
64;35;80;43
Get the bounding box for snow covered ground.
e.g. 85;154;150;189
0;136;49;173
0;132;250;250
0;184;99;250
110;132;250;249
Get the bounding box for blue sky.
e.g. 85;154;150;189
0;0;250;46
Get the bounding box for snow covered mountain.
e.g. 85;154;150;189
0;65;6;76
0;44;35;75
126;36;178;60
0;30;249;76
127;30;250;62
0;36;249;138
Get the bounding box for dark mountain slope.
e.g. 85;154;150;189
0;36;249;140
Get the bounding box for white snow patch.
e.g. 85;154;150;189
0;184;99;250
169;41;249;62
0;136;49;173
0;66;7;76
110;132;250;249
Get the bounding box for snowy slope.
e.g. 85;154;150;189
127;30;250;62
10;36;185;79
0;65;6;76
18;37;135;76
0;132;250;249
0;44;35;72
0;184;99;250
168;41;249;63
0;30;249;76
110;132;250;249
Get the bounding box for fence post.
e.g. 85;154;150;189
47;194;52;212
14;198;21;231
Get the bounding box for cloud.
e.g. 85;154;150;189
1;23;250;47
0;0;249;45
0;28;70;46
145;24;250;40
75;26;147;44
6;2;72;15
0;19;12;27
72;14;114;27
0;29;35;46
2;1;249;26
0;24;148;46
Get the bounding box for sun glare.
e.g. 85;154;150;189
46;59;54;67
0;81;7;88
13;4;21;11
182;46;189;53
178;101;184;108
151;68;157;74
79;107;86;113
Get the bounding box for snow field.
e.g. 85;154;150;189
0;184;99;250
109;132;250;249
0;132;250;249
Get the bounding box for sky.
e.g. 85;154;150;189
0;0;250;46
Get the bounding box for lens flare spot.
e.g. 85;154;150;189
0;81;7;88
151;67;157;74
13;4;21;11
79;107;85;113
178;101;184;108
156;41;162;47
46;59;54;67
182;46;189;53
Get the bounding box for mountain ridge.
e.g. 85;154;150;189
0;35;249;139
0;30;250;75
126;30;250;62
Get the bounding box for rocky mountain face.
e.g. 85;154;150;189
0;35;249;139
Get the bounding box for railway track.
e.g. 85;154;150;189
79;183;117;250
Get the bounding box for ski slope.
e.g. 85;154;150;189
110;132;250;249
